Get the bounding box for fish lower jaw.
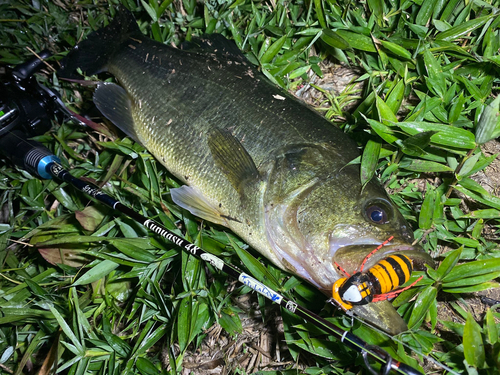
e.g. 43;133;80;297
276;252;323;289
269;244;341;294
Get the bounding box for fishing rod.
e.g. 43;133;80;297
0;53;424;375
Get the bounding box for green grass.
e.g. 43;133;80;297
1;0;500;374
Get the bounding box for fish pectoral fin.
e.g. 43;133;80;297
171;185;227;226
94;82;140;143
208;128;260;195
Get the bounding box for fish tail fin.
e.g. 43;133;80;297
59;8;141;78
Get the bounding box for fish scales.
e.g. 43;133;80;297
110;36;362;261
60;9;433;334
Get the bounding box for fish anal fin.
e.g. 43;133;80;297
94;82;140;143
208;128;260;195
171;185;227;226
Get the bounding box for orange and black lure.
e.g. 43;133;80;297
332;236;422;310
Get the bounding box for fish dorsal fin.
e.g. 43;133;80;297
59;7;142;78
170;185;226;226
93;82;140;143
208;128;260;195
181;34;249;64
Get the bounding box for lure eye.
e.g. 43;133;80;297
365;205;389;224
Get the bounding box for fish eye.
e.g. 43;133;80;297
365;202;390;225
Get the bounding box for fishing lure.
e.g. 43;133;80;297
332;236;422;310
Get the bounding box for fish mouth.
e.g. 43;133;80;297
332;243;434;276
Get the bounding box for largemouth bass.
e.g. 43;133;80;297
60;9;433;334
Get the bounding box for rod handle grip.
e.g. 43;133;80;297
0;130;59;179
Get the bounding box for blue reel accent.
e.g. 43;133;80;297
37;155;60;179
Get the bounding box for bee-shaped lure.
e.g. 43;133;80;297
332;236;421;310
